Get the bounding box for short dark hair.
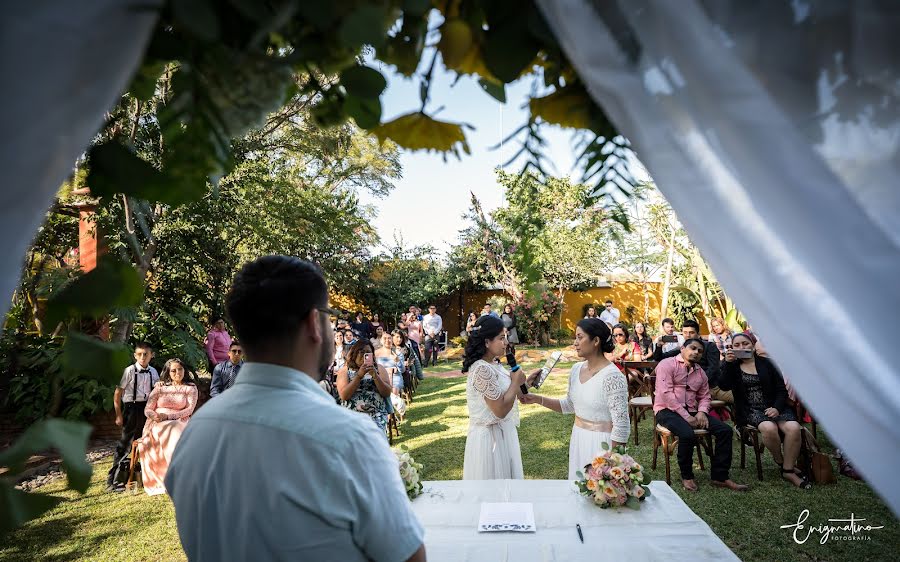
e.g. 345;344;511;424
229;340;242;350
134;341;153;352
225;256;328;354
683;337;705;349
682;319;700;331
605;299;613;304
662;317;675;327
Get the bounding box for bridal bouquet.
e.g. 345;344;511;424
575;443;652;509
395;446;424;500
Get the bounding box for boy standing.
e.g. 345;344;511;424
106;341;159;491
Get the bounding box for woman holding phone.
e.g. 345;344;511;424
719;333;809;488
520;319;631;480
336;339;392;434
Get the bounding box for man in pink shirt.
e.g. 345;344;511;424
205;317;233;371
654;338;748;493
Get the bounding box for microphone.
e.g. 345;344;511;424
507;352;528;394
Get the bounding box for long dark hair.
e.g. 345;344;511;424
462;315;505;373
345;339;375;370
577;318;615;355
160;358;197;386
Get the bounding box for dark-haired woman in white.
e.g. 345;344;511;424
521;318;630;480
461;315;535;479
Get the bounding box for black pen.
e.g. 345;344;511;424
576;523;584;543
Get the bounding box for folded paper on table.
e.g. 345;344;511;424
478;502;536;532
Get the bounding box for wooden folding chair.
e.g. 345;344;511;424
739;425;765;481
621;361;657;445
126;439;142;491
387;414;400;444
653;424;713;485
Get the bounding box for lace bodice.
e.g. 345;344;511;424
145;384;198;421
466;360;520;426
558;362;630;443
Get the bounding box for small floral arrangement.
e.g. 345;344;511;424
395;446;424;500
575;443;651;509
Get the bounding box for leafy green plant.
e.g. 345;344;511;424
3;335;114;425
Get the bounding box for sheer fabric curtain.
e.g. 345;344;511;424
0;2;159;310
537;0;900;513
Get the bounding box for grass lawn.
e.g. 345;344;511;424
2;373;897;561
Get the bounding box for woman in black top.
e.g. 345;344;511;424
720;333;810;489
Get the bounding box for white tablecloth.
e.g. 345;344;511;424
411;480;739;561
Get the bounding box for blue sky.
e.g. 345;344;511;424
358;60;582;255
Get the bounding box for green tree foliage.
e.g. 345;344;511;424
363;238;456;324
453;170;612;299
3;0;643;533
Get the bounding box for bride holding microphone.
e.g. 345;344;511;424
520;318;631;480
462;315;542;479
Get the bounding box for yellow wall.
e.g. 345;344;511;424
444;282;671;338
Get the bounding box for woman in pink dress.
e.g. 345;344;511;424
140;358;198;496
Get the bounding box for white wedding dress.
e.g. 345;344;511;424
463;359;524;480
559;362;630;480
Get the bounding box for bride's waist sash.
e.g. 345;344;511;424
575;416;613;432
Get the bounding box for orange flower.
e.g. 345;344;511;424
586;479;598;491
591;457;607;469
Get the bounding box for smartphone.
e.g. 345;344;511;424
533;351;563;389
732;348;753;360
364;353;373;367
661;335;678;343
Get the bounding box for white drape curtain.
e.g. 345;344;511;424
537;0;900;514
0;1;159;311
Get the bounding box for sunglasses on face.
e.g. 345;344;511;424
230;349;243;354
614;333;626;337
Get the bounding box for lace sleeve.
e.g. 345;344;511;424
559;364;578;414
471;362;502;400
604;369;631;444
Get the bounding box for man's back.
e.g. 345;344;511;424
166;362;423;562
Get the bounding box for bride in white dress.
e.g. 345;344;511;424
462;315;537;479
521;318;630;480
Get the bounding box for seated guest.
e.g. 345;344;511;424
653;317;684;358
371;324;386;349
209;341;244;397
465;312;478;335
612;323;642;362
392;329;422;384
709;316;732;359
375;332;402;397
165;256;425;561
631;322;654;360
720;333;810;489
654;320;730;404
399;328;425;381
337;339;393;434
140;358;198;496
654;339;748;492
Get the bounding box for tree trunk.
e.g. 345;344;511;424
660;222;676;320
694;258;712;332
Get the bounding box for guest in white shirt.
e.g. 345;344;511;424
166;256;425;562
422;305;443;367
598;299;620;325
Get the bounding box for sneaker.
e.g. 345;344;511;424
106;483;125;493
